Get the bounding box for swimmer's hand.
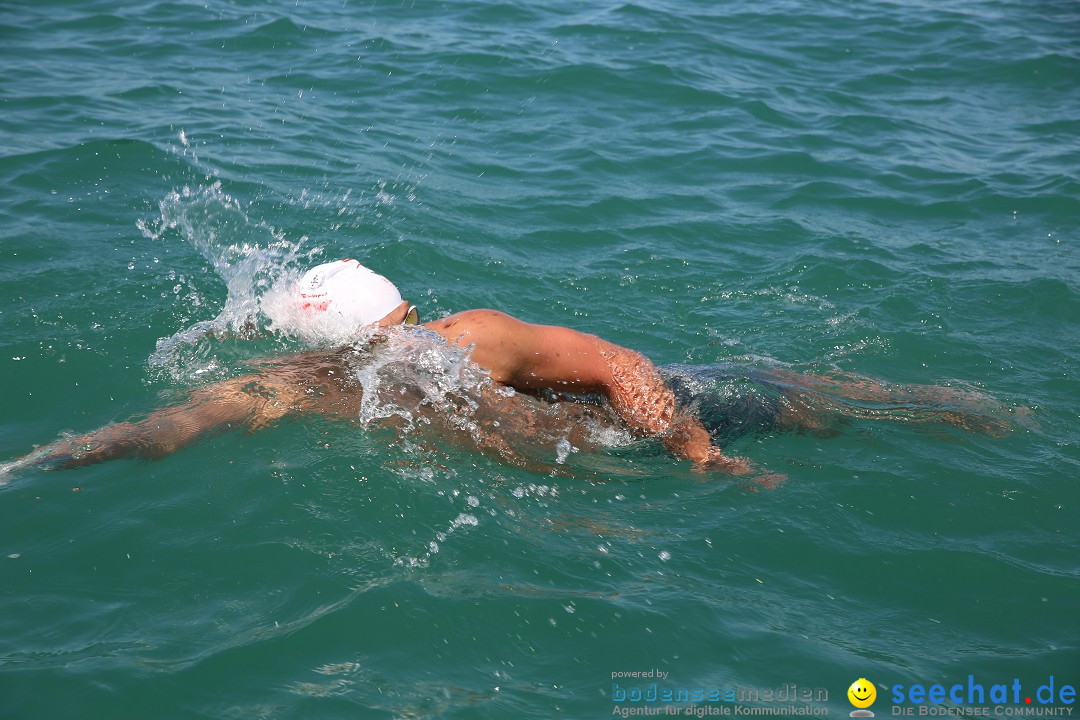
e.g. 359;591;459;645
695;447;753;475
693;446;787;489
0;438;98;484
7;431;132;473
0;454;41;485
659;412;785;484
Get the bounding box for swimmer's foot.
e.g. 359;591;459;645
938;409;1012;438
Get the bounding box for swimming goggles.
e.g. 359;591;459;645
403;305;419;325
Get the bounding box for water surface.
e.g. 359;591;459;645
1;0;1077;717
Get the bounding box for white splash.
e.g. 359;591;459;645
138;183;318;380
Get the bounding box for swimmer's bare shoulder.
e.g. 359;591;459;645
424;309;758;474
425;309;611;390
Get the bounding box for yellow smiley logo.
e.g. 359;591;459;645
848;678;877;709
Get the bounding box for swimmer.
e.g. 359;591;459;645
4;260;1013;483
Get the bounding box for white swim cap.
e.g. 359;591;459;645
286;259;403;342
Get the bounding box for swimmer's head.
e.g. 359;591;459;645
277;259;412;343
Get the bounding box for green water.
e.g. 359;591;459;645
1;0;1078;718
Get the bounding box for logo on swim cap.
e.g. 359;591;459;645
285;259;403;342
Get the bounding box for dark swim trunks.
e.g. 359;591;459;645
660;363;785;443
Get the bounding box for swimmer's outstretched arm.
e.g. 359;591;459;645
15;374;305;471
427;310;765;476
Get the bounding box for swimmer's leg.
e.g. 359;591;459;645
771;391;845;437
760;368;1013;437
